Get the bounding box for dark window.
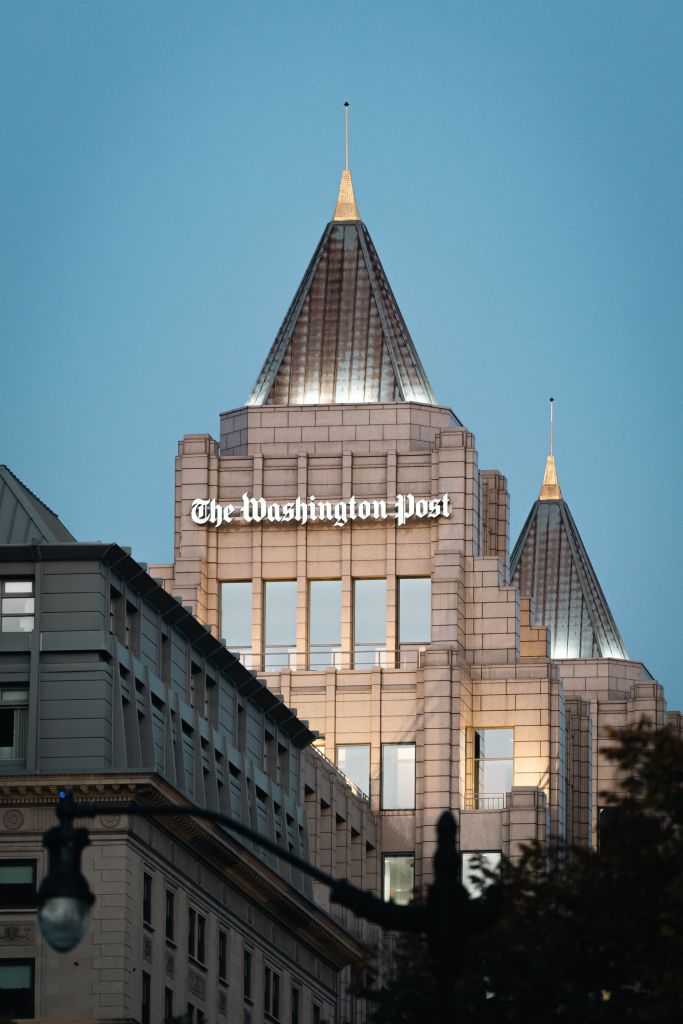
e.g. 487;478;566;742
243;948;252;1000
165;890;175;941
188;908;195;957
272;971;280;1019
196;1010;205;1024
160;630;171;682
197;913;206;963
265;965;280;1018
142;873;152;926
164;986;173;1024
188;908;206;963
125;600;140;654
0;959;34;1018
0;689;29;761
291;986;300;1024
0;579;34;633
218;928;228;981
0;861;36;908
110;586;124;642
313;1005;321;1024
141;971;151;1024
186;1003;195;1024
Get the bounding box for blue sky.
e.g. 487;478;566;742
1;2;681;706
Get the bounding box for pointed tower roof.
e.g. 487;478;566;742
248;108;436;407
510;406;627;660
0;465;75;543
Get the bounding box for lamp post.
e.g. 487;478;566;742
38;790;490;1021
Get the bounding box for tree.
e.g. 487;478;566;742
368;724;683;1023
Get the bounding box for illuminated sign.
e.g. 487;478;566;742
191;493;451;529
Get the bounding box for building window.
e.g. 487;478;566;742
142;872;152;927
264;965;280;1019
461;851;501;897
165;889;175;942
125;600;140;655
290;985;300;1024
218;928;228;982
308;580;341;668
196;1010;205;1024
0;579;34;633
264;581;297;670
188;908;206;963
470;728;514;809
337;744;370;797
398;578;431;665
243;948;252;1001
164;986;173;1024
221;581;253;662
0;959;34;1019
383;854;415;905
313;1004;321;1024
0;861;36;908
0;689;29;761
353;579;386;668
381;743;416;810
141;970;151;1024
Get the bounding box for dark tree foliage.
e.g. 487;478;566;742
368;724;683;1023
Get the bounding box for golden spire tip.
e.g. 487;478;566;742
333;102;360;221
539;396;562;500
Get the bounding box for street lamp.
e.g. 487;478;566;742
38;789;495;1020
37;791;94;952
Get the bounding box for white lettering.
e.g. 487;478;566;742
190;493;452;529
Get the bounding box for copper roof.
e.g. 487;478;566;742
510;495;627;660
248;183;437;406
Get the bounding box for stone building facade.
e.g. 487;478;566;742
151;162;680;900
0;465;378;1023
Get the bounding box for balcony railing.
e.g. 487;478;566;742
311;747;370;802
230;647;427;672
463;792;508;811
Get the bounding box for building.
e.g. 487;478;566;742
150;156;680;897
0;465;379;1023
1;149;680;1023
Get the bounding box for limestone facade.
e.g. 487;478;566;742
151;398;679;896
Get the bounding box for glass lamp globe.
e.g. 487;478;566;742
39;895;91;952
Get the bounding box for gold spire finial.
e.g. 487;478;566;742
539;396;563;500
333;102;361;221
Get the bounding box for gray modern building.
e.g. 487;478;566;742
0;464;379;1023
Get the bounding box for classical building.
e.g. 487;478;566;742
0;465;378;1023
150;157;680;896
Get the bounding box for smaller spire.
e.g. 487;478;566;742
333;102;361;221
539;396;563;500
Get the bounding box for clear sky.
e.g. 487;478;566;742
1;2;681;705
